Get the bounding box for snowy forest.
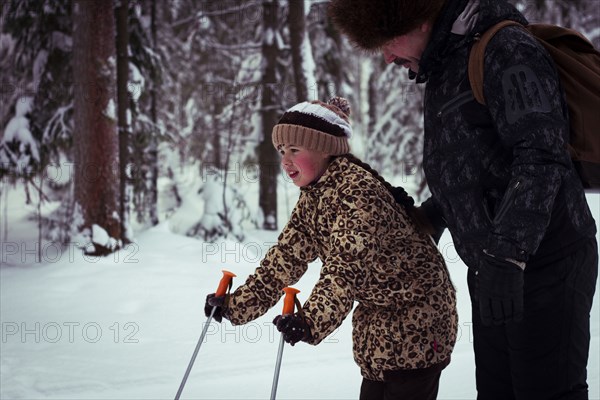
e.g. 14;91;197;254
1;1;600;399
1;0;599;256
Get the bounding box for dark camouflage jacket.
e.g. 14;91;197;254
224;157;457;381
418;0;596;269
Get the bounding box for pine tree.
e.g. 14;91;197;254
1;0;74;244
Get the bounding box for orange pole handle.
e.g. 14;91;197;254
215;270;237;297
281;287;301;315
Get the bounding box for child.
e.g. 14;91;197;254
205;97;457;400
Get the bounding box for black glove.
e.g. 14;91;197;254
204;293;226;323
273;313;311;346
477;253;524;326
417;198;447;244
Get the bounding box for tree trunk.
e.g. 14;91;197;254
366;64;379;165
212;102;222;168
116;0;132;241
258;0;280;230
288;0;308;102
72;0;121;255
148;0;159;226
319;5;344;100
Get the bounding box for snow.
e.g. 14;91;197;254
1;183;599;399
301;33;316;102
129;62;145;103
0;33;16;59
275;31;285;51
91;224;119;251
32;50;48;86
1;97;40;165
14;97;33;119
104;99;117;121
51;31;73;52
264;28;274;46
91;224;110;247
43;105;73;146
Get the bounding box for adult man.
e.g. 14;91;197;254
329;1;598;399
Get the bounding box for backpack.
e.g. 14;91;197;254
468;21;600;190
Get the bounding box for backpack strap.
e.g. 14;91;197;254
468;20;524;105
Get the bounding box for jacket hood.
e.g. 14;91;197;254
471;0;528;34
415;0;528;83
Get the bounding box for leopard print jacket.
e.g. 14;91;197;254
224;156;458;381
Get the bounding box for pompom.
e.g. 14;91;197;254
328;96;351;117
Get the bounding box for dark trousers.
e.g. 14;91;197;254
468;238;598;400
359;370;443;400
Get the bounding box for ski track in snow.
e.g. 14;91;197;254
1;188;599;400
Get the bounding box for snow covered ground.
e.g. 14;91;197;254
1;185;599;399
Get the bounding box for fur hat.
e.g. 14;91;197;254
272;97;351;156
328;0;447;51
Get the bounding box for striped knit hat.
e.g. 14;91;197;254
272;97;352;155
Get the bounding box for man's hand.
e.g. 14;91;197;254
477;252;525;326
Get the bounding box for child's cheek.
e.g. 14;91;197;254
295;155;314;175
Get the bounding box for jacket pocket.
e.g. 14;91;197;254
493;179;521;225
437;91;475;118
482;195;494;224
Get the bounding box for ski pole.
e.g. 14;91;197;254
174;269;236;400
270;287;301;400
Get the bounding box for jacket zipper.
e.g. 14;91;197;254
437;91;475;118
493;180;521;225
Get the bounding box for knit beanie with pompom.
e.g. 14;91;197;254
272;97;352;156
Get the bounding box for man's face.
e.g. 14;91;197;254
381;22;432;73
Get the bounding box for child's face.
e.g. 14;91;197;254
278;144;330;187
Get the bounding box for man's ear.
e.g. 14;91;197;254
420;21;432;33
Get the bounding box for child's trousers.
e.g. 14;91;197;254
359;361;447;400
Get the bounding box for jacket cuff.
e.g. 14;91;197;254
486;233;528;262
302;313;322;345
